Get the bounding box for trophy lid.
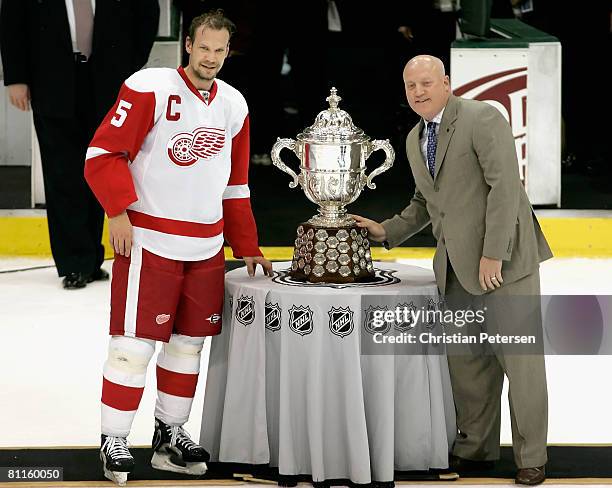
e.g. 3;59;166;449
298;88;367;143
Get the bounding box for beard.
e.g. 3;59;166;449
194;64;218;82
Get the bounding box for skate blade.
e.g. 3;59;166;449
100;452;132;486
103;466;129;486
151;451;207;475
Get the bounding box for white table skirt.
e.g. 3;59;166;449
199;262;456;484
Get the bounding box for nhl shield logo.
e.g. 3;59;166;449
265;302;282;331
425;298;439;329
288;305;314;336
235;295;255;326
328;306;354;338
363;305;390;335
394;302;417;332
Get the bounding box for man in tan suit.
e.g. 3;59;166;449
353;55;552;485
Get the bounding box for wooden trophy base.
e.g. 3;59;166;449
289;222;374;283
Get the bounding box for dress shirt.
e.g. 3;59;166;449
419;107;445;164
64;0;96;53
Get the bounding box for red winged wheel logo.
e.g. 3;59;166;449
167;127;225;167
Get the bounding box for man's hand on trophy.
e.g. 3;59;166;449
244;256;274;277
350;215;387;242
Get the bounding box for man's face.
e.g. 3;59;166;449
186;26;230;83
404;63;450;121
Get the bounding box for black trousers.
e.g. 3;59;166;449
32;60;105;277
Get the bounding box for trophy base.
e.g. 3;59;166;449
290;222;374;283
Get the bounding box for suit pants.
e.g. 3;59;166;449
32;60;105;277
445;265;548;468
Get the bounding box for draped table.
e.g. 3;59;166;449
199;262;456;484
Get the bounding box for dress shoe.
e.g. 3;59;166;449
449;455;495;473
62;272;88;289
515;466;545;485
277;475;297;487
87;268;109;283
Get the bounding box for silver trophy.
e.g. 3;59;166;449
272;88;395;283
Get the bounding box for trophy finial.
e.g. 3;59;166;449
326;87;341;110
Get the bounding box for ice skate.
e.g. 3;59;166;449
100;434;135;486
151;417;209;475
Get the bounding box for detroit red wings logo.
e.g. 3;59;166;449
454;67;527;132
167;127;225;167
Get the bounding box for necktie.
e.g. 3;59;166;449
426;121;438;178
73;0;94;58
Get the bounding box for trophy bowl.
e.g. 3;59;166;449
271;88;395;283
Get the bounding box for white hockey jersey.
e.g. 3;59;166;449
85;67;262;261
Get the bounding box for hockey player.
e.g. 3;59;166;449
84;10;273;486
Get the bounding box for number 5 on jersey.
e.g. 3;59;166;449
111;100;133;128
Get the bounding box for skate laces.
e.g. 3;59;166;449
102;436;132;460
168;425;199;451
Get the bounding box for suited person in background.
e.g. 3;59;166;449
353;55;552;485
0;0;159;288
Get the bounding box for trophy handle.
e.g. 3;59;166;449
364;139;395;190
271;138;299;189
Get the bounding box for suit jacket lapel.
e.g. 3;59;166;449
434;95;458;180
408;120;432;181
58;0;75;53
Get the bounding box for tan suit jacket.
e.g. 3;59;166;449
382;95;552;295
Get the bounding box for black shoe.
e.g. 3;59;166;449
277;475;298;487
449;455;495;473
62;272;88;289
516;466;545;485
87;268;109;283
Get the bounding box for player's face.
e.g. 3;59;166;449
404;64;450;121
186;27;230;85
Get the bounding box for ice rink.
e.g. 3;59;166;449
1;255;611;451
